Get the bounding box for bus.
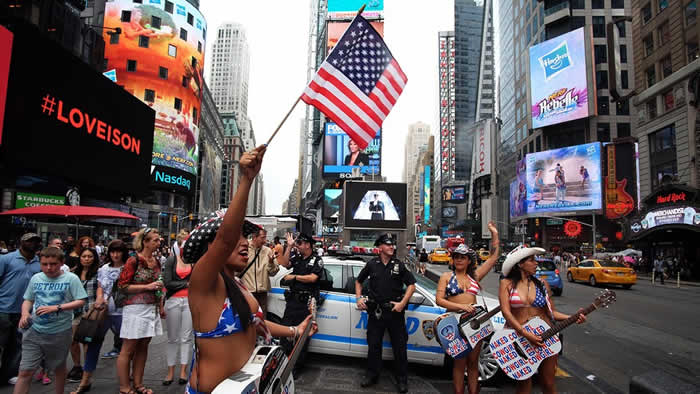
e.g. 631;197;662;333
417;235;441;253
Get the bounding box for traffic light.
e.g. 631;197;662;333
172;215;177;223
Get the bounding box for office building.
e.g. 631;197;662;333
404;122;431;182
208;22;250;119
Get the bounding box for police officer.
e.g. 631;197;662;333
355;233;415;393
277;232;323;375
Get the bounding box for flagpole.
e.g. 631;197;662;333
356;4;366;16
265;95;302;146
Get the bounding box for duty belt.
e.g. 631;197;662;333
366;299;398;320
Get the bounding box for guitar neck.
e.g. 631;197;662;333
477;305;502;325
541;303;596;341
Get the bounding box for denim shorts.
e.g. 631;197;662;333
19;328;72;371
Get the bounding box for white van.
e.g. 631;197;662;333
417;235;442;253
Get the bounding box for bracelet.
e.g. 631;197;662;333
294;326;299;339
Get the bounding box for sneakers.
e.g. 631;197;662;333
8;377;18;385
101;350;120;359
42;375;52;385
67;366;83;382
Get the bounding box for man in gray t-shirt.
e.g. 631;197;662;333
13;247;86;394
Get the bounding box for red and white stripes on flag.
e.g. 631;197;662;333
300;15;407;149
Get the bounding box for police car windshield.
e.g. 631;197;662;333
413;273;437;294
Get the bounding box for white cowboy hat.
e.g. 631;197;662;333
502;245;546;276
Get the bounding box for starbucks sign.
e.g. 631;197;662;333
15;192;65;208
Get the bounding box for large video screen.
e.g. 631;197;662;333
509;159;528;219
529;27;591;129
442;186;466;202
525;142;602;214
103;0;206;178
327;21;384;54
323;122;381;177
327;0;384;20
344;182;407;229
442;206;457;218
323;189;342;218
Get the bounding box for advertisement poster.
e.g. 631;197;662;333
344;182;407;229
509;159;527;219
604;142;637;219
323;189;342;218
198;143;223;214
327;21;384;54
15;192;65;209
327;0;384;20
471;120;492;179
323;122;381;176
423;165;431;223
442;186;466;202
529;27;590;129
442;206;457;218
526;142;602;214
629;206;700;238
104;0;206;176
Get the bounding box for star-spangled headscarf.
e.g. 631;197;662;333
181;209;261;264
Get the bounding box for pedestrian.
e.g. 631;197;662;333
13;246;87;394
355;233;416;393
67;248;100;384
435;222;500;394
182;145;316;393
277;231;323;376
498;245;586;394
273;236;284;260
654;256;665;284
0;242;8;255
99;240;128;360
0;233;42;385
316;244;324;257
116;228;164;394
419;248;429;275
66;237;95;272
241;227;278;318
162;230;193;386
553;253;561;267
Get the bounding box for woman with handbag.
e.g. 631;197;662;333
116;228;164;394
66;248;100;386
162;230;193;386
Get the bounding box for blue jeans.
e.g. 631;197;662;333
84;314;122;372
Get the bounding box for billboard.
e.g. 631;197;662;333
198;143;223;214
0;26;12;145
344;182;407;229
510;159;528;219
471;120;492;179
323;189;342;218
15;192;65;209
327;0;384;20
629;206;700;239
1;24;155;194
604;142;637;219
327;21;384;54
103;0;206;179
526;142;602;214
423;165;431;223
442;206;457;218
323;122;381;177
442;186;465;202
529;27;590;129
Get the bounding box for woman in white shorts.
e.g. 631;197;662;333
116;228;164;394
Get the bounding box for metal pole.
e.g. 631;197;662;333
677;271;681;288
592;214;596;256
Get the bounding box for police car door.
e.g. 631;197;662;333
308;263;351;354
404;280;445;365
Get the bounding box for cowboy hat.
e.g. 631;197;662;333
502;245;546;276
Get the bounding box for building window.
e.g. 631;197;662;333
144;89;155;103
617;122;631;138
592;0;604;8
165;0;174;13
571;0;585;8
138;35;149;48
168;44;177;57
180;28;188;41
151;16;161;29
661;56;672;78
198;41;202;53
182;76;190;88
687;1;697;26
187;13;194;25
659;0;668;12
536;136;541;152
616;99;630;115
126;59;137;72
592;16;606;38
596;70;609;89
159;66;168;79
174;97;182;111
121;10;131;22
110;32;119;44
621;70;629;89
664;90;675;111
133;0;142;3
647;100;657;119
191;57;198;68
597;123;610;142
616;20;626;37
642;3;652;23
594;45;607;64
643;35;654;57
688;41;699;63
649;125;677;188
598;98;610;115
570;16;585;30
658;22;671;46
612;0;625;8
646;66;656;88
620;45;628;63
192;108;198;124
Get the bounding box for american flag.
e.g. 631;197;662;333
301;15;407;149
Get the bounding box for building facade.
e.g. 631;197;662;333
404;122;431;182
207;22;250;118
407;136;435;240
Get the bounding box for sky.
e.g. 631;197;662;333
199;0;454;214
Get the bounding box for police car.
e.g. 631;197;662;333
267;256;506;382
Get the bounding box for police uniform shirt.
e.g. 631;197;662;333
290;253;324;293
356;257;416;303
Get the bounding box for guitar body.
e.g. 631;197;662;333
435;313;472;358
489;317;562;380
212;345;294;394
605;176;634;219
458;306;495;348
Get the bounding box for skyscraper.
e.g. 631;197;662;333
208;22;250;118
404;122;431;182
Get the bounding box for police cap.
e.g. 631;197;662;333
296;233;314;244
374;233;395;247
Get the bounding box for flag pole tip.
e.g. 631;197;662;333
357;4;366;15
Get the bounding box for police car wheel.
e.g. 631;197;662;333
474;341;501;382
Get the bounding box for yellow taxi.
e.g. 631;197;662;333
478;249;490;262
567;258;637;289
428;248;451;264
